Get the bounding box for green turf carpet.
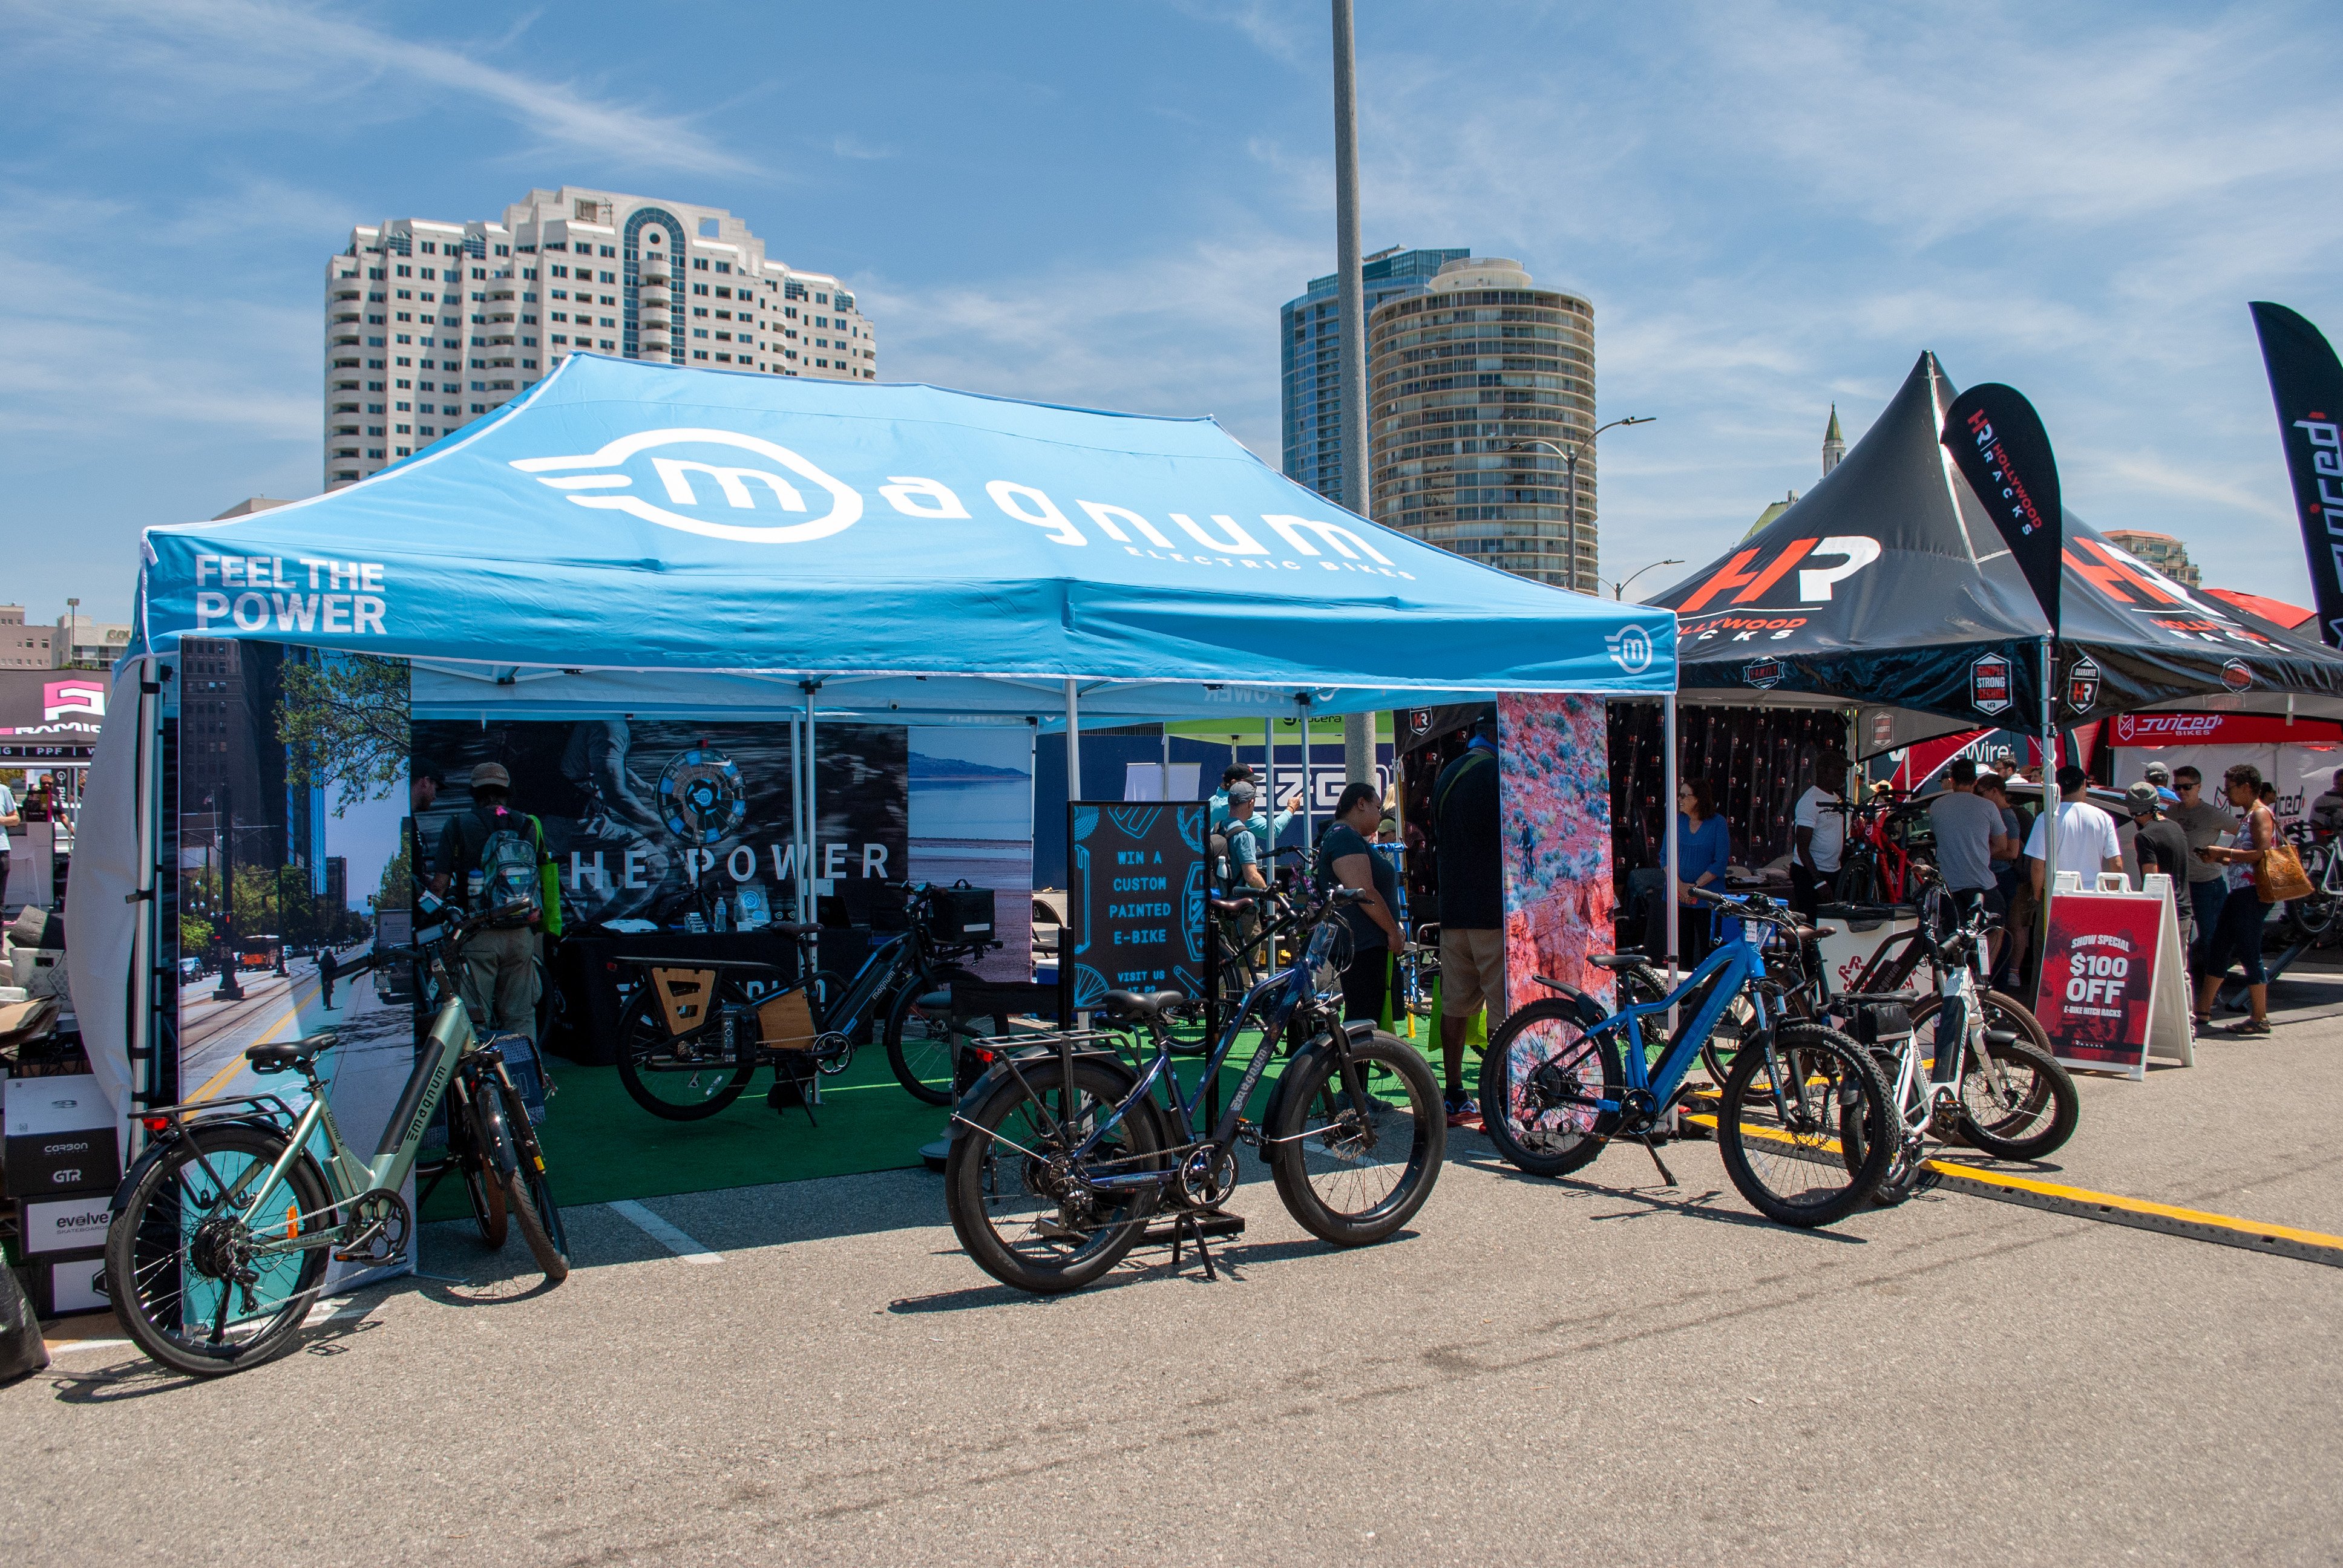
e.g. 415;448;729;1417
420;1025;1458;1218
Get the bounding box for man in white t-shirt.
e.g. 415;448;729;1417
2027;765;2125;895
1790;753;1849;916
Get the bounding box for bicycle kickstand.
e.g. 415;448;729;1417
1636;1132;1678;1189
1170;1212;1219;1282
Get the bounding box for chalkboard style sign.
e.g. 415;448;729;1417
1064;802;1208;1011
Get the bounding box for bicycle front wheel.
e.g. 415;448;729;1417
105;1124;334;1378
944;1056;1165;1294
1716;1023;1892;1227
1478;999;1622;1177
614;984;756;1120
1268;1031;1444;1246
883;965;976;1105
1928;993;2077;1159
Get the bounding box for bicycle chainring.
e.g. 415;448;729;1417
1175;1145;1239;1207
340;1187;413;1264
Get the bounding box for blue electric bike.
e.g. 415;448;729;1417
1478;885;1893;1227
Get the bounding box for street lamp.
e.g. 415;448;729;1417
1608;558;1684;601
1513;416;1654;593
65;598;79;668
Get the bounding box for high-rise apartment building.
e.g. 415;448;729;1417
1366;258;1599;592
1280;246;1470;501
2103;529;2201;587
324;185;878;489
1;609;54;671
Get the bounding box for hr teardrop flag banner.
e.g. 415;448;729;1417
1941;384;2064;632
2249;302;2343;648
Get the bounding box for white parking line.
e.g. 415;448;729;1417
608;1200;724;1265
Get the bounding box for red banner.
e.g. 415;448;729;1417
2108;711;2343;747
2034;893;2165;1073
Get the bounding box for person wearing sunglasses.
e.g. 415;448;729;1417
2164;765;2236;981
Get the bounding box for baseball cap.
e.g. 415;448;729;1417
2125;780;2161;814
2142;760;2172;782
471;762;513;791
1226;780;1257;806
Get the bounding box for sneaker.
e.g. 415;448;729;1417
1444;1095;1480;1128
2223;1018;2272;1036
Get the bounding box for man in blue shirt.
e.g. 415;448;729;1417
1210;763;1300;844
1219;780;1270;890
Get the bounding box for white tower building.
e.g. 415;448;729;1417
324;186;877;489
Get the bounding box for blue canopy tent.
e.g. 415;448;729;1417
70;354;1677;1123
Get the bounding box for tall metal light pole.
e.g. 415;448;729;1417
1332;0;1375;792
1515;416;1653;592
65;598;79;668
1608;559;1683;600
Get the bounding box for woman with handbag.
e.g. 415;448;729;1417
2193;763;2298;1034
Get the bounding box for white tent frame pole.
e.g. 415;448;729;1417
1297;696;1314;854
800;680;819;933
1064;679;1083;805
1663;694;1679;993
2040;635;2057;932
129;656;158;1149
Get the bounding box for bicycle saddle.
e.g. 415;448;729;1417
246;1034;338;1074
1586;952;1648;970
1101;988;1187;1022
770;921;821;938
1206;897;1252;916
1792;926;1838;941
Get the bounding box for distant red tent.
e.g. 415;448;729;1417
2206;588;2316;630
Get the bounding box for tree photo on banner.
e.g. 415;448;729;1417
174;642;413;1286
1497;694;1616;1014
410;720;906;929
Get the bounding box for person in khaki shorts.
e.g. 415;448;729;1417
429;762;559;1036
1435;718;1504;1125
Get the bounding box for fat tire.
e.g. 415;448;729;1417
1478;999;1623;1177
1268;1031;1444;1246
944;1056;1164;1295
105;1124;334;1378
1933;995;2077;1159
614;985;756;1120
1716;1022;1893;1227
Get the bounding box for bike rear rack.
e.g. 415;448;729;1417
138;1091;303;1135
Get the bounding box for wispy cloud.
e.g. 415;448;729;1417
2;0;753;177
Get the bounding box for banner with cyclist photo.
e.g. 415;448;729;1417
2034;891;2171;1079
409;719;908;929
1496;693;1616;1013
172;641;418;1287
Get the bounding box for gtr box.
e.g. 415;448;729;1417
3;1125;119;1198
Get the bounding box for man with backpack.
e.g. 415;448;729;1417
430;762;562;1036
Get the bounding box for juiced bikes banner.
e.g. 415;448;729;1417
1941;382;2064;632
2250;301;2343;648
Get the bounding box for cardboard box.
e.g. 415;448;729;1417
3;1123;120;1198
27;1249;106;1317
4;1073;111;1137
23;1193;113;1255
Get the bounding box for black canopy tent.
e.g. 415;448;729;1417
1652;353;2343;760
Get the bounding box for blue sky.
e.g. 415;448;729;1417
4;0;2339;623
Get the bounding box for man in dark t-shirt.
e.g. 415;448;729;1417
1433;719;1504;1122
2126;782;2195;945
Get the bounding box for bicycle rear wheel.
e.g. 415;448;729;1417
944;1056;1165;1294
105;1124;334;1377
614;983;756;1120
1478;999;1622;1177
1716;1022;1892;1227
1268;1031;1444;1246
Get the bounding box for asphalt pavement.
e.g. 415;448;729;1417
8;969;2341;1567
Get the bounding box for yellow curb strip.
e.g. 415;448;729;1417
1679;1111;2343;1269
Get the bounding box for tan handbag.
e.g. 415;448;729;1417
2258;837;2314;904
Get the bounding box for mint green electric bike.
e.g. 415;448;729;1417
105;903;567;1377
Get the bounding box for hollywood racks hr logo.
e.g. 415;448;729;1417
509;428;862;544
1604;626;1655;675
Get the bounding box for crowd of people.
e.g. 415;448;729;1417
1651;746;2310;1039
